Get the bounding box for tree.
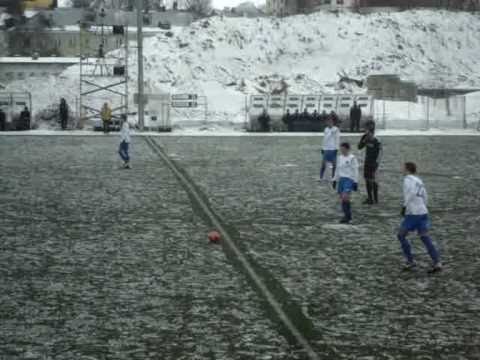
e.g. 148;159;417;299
184;0;212;16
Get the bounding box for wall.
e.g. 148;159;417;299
6;28;159;57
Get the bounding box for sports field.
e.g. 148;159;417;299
1;135;479;360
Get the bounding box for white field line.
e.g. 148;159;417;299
144;136;322;360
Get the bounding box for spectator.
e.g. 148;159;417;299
257;109;271;132
301;108;311;122
320;110;328;129
0;108;6;131
282;109;293;132
350;101;362;132
101;102;112;134
59;98;69;130
292;109;300;131
20;106;31;130
312;109;320;122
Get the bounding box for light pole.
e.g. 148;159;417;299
137;0;145;130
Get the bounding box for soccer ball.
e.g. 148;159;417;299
208;231;221;244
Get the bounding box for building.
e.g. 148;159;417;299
0;56;78;83
266;0;478;16
6;25;163;57
2;7;194;57
266;0;355;16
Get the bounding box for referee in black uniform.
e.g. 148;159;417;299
358;125;382;205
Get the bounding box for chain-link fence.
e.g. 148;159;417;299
373;95;480;130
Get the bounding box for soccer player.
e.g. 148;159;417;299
397;162;442;273
320;116;340;181
119;118;131;169
358;127;382;205
332;142;359;224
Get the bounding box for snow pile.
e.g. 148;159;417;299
6;9;480;128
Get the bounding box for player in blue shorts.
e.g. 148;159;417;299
332;142;359;224
319;116;340;181
398;162;442;273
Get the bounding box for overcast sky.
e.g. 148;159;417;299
212;0;266;9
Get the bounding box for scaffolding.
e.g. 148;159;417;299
79;7;129;130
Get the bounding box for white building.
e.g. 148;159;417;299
265;0;358;16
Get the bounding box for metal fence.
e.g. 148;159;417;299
373;95;479;130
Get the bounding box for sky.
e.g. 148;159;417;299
211;0;266;9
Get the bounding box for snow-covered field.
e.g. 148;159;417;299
6;9;480;129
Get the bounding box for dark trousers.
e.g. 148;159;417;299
119;141;130;162
103;120;110;133
0;119;5;131
61;117;68;130
364;163;379;203
350;118;360;132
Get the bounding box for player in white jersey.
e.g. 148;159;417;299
319;116;340;181
332;142;359;224
397;162;442;273
119;118;131;169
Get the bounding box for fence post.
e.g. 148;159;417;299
382;100;386;130
426;97;430;130
463;95;467;129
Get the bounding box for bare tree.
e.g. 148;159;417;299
184;0;212;16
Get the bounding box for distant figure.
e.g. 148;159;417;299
20;106;31;130
101;102;112;134
312;109;320;122
301;108;310;122
282;109;293;132
350;101;362;132
119;118;131;169
59;98;69;130
0;108;6;131
257;109;271;132
173;0;178;10
293;109;300;131
320;110;328;129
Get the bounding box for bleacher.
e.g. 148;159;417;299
249;94;374;132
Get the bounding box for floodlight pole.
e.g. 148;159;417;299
137;0;145;130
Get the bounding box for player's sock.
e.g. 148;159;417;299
365;182;373;203
320;163;326;179
373;182;379;203
342;201;352;221
397;233;414;264
420;235;440;265
331;164;336;179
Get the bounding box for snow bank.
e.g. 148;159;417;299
7;9;480;128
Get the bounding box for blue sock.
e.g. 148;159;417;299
397;233;414;263
320;164;326;179
420;235;440;264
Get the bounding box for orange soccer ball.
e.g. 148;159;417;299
208;231;221;244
